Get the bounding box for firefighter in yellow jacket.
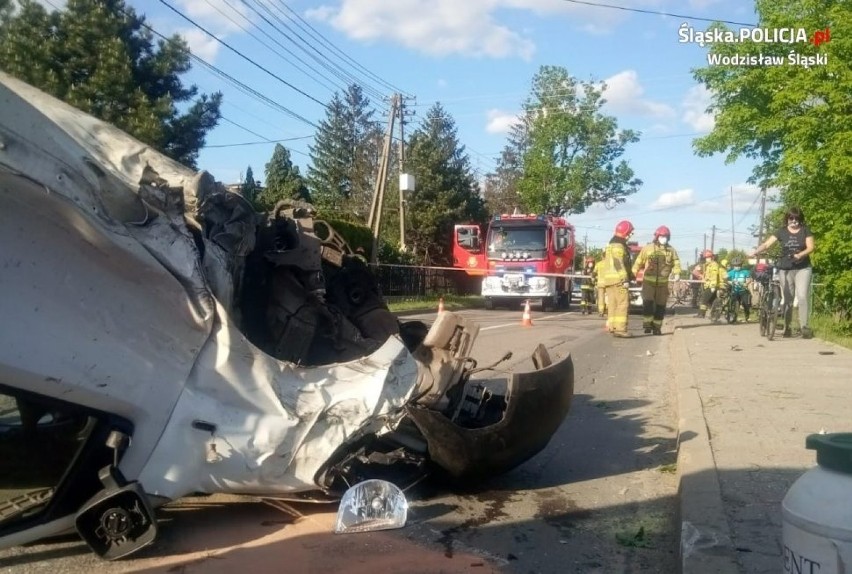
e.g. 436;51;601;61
599;220;636;337
698;250;725;318
579;257;596;315
632;226;681;335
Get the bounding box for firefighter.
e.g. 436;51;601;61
698;249;725;318
632;226;681;335
600;220;635;337
580;257;596;315
594;255;607;317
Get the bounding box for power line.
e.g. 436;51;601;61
270;0;409;97
559;0;757;27
199;0;343;94
157;0;328;107
238;0;384;102
206;135;314;148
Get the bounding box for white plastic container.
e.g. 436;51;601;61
782;433;852;574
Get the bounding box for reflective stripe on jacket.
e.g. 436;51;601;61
702;261;724;288
631;243;681;285
600;240;632;287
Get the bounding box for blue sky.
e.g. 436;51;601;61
132;0;783;262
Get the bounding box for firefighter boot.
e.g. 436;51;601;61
643;322;653;334
652;325;662;336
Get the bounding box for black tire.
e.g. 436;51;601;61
709;299;722;323
759;308;768;336
726;298;737;324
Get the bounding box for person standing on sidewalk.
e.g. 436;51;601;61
632;226;681;335
697;250;725;318
751;206;815;338
600;220;636;338
690;263;703;308
726;257;753;322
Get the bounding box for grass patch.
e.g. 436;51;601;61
658;463;677;474
386;294;484;313
616;526;653;549
810;313;852;350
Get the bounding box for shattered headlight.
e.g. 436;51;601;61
334;479;408;534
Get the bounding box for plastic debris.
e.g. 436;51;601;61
334;479;408;534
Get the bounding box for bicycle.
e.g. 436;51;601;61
709;287;734;323
757;276;782;340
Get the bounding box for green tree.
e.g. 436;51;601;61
483;129;525;215
307;84;381;218
241;166;259;204
512;66;642;215
404;103;488;265
254;144;309;211
0;0;221;167
692;0;852;313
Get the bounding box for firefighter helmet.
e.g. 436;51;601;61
654;225;671;238
614;220;634;238
721;259;729;267
702;249;714;259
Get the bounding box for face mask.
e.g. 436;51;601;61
658;236;668;245
705;258;712;263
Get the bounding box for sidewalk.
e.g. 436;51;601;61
667;312;851;573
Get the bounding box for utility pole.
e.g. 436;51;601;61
397;95;416;251
368;94;399;264
584;232;588;255
730;186;736;251
757;186;767;246
710;225;717;253
704;233;707;251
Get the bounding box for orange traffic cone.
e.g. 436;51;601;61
521;300;533;327
438;297;445;313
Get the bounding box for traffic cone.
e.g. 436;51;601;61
521;300;533;327
438;297;445;313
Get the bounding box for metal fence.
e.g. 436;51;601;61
372;265;481;297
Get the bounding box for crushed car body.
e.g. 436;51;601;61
0;71;575;559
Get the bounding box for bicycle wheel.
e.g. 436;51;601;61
725;295;737;323
710;297;722;323
759;306;768;336
767;286;780;340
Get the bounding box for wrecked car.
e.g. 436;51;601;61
0;71;574;560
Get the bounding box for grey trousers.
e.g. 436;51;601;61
779;267;813;329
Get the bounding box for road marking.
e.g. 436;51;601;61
480;312;573;331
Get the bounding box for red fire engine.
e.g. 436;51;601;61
452;211;576;311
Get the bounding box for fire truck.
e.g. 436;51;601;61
452;211;576;311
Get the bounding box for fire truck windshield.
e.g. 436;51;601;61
487;226;547;254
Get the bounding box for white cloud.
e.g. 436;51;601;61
306;0;669;59
651;188;696;209
176;0;249;34
682;85;715;132
181;28;221;61
308;1;535;59
486;109;520;134
600;70;677;119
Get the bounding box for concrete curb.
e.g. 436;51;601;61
671;323;740;574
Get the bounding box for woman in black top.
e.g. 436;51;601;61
751;207;815;338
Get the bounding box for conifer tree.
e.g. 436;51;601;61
0;0;221;167
404;103;488;265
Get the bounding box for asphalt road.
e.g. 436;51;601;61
0;307;680;573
